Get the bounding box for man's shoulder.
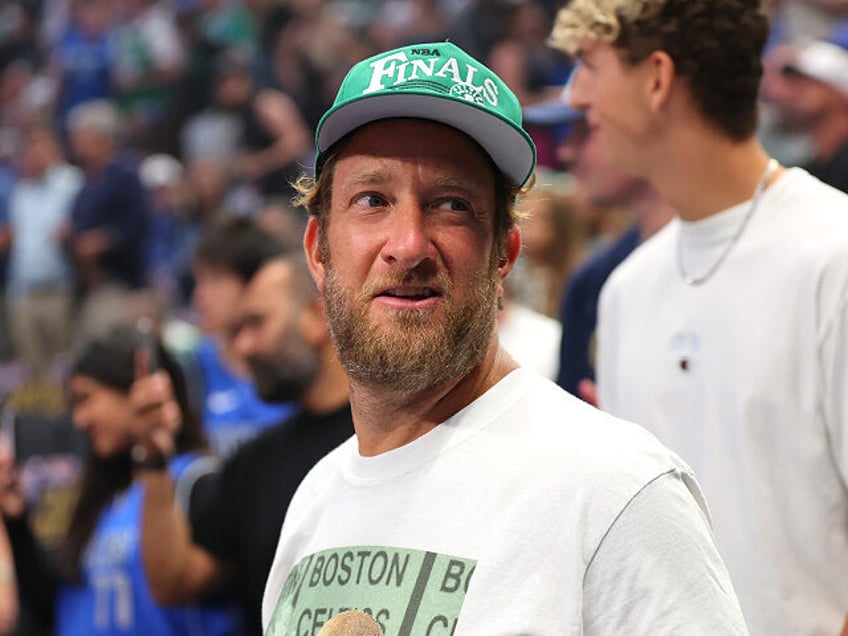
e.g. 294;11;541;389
775;168;848;216
487;371;691;494
224;406;354;475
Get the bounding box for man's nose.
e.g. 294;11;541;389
380;202;437;270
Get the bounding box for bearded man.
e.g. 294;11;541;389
260;41;747;635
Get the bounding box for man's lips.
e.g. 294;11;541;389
373;285;443;308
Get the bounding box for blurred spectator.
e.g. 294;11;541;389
445;0;517;62
0;59;39;161
133;253;352;636
487;1;570;106
273;0;373;116
0;0;43;71
263;6;333;132
498;299;562;381
195;0;258;52
367;0;450;50
181;46;312;200
508;170;586;318
0;400;85;636
1;123;82;380
255;197;308;251
49;0;116;136
0;141;15;364
0;519;17;635
111;0;186;151
183;155;235;225
187;216;294;456
772;0;848;42
2;324;245;635
554;118;674;399
65;99;152;339
139;153;197;310
761;38;848;192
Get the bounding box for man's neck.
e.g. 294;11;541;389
646;134;773;222
627;185;676;240
349;341;518;457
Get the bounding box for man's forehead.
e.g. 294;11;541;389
333;121;496;185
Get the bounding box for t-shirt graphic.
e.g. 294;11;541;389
265;546;475;636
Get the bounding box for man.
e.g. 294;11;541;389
761;38;848;192
555;117;674;400
65;99;152;340
261;41;747;634
187;216;294;457
180;45;313;200
132;252;352;636
1;123;83;379
552;2;848;634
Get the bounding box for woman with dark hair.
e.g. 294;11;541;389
0;323;244;635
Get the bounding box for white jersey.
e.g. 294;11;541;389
597;168;848;635
263;367;747;635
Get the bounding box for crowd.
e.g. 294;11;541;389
0;0;844;634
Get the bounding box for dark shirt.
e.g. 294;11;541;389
804;138;848;194
70;159;151;289
191;405;354;635
556;225;641;397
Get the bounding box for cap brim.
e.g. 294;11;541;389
317;93;536;187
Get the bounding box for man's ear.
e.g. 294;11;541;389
646;50;676;113
303;216;326;292
496;226;522;304
500;226;522;277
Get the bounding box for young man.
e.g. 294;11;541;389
552;2;848;634
133;253;352;636
260;41;747;634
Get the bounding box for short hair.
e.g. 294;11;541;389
194;215;286;283
66;99;123;143
292;132;528;259
551;0;771;140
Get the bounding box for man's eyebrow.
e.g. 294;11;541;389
343;170;390;187
433;175;487;197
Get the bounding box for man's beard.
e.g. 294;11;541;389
246;332;321;403
322;257;500;397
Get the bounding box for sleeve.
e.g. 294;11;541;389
5;515;61;630
188;463;237;563
582;471;749;636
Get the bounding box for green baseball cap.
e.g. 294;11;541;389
315;41;537;187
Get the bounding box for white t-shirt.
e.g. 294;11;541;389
263;367;747;635
597;168;848;636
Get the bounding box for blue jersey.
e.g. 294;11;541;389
195;338;294;457
55;454;244;636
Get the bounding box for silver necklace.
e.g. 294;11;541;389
677;158;779;286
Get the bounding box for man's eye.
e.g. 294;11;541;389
354;193;387;207
436;198;471;213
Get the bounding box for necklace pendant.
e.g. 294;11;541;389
679;357;689;371
684;275;696;286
